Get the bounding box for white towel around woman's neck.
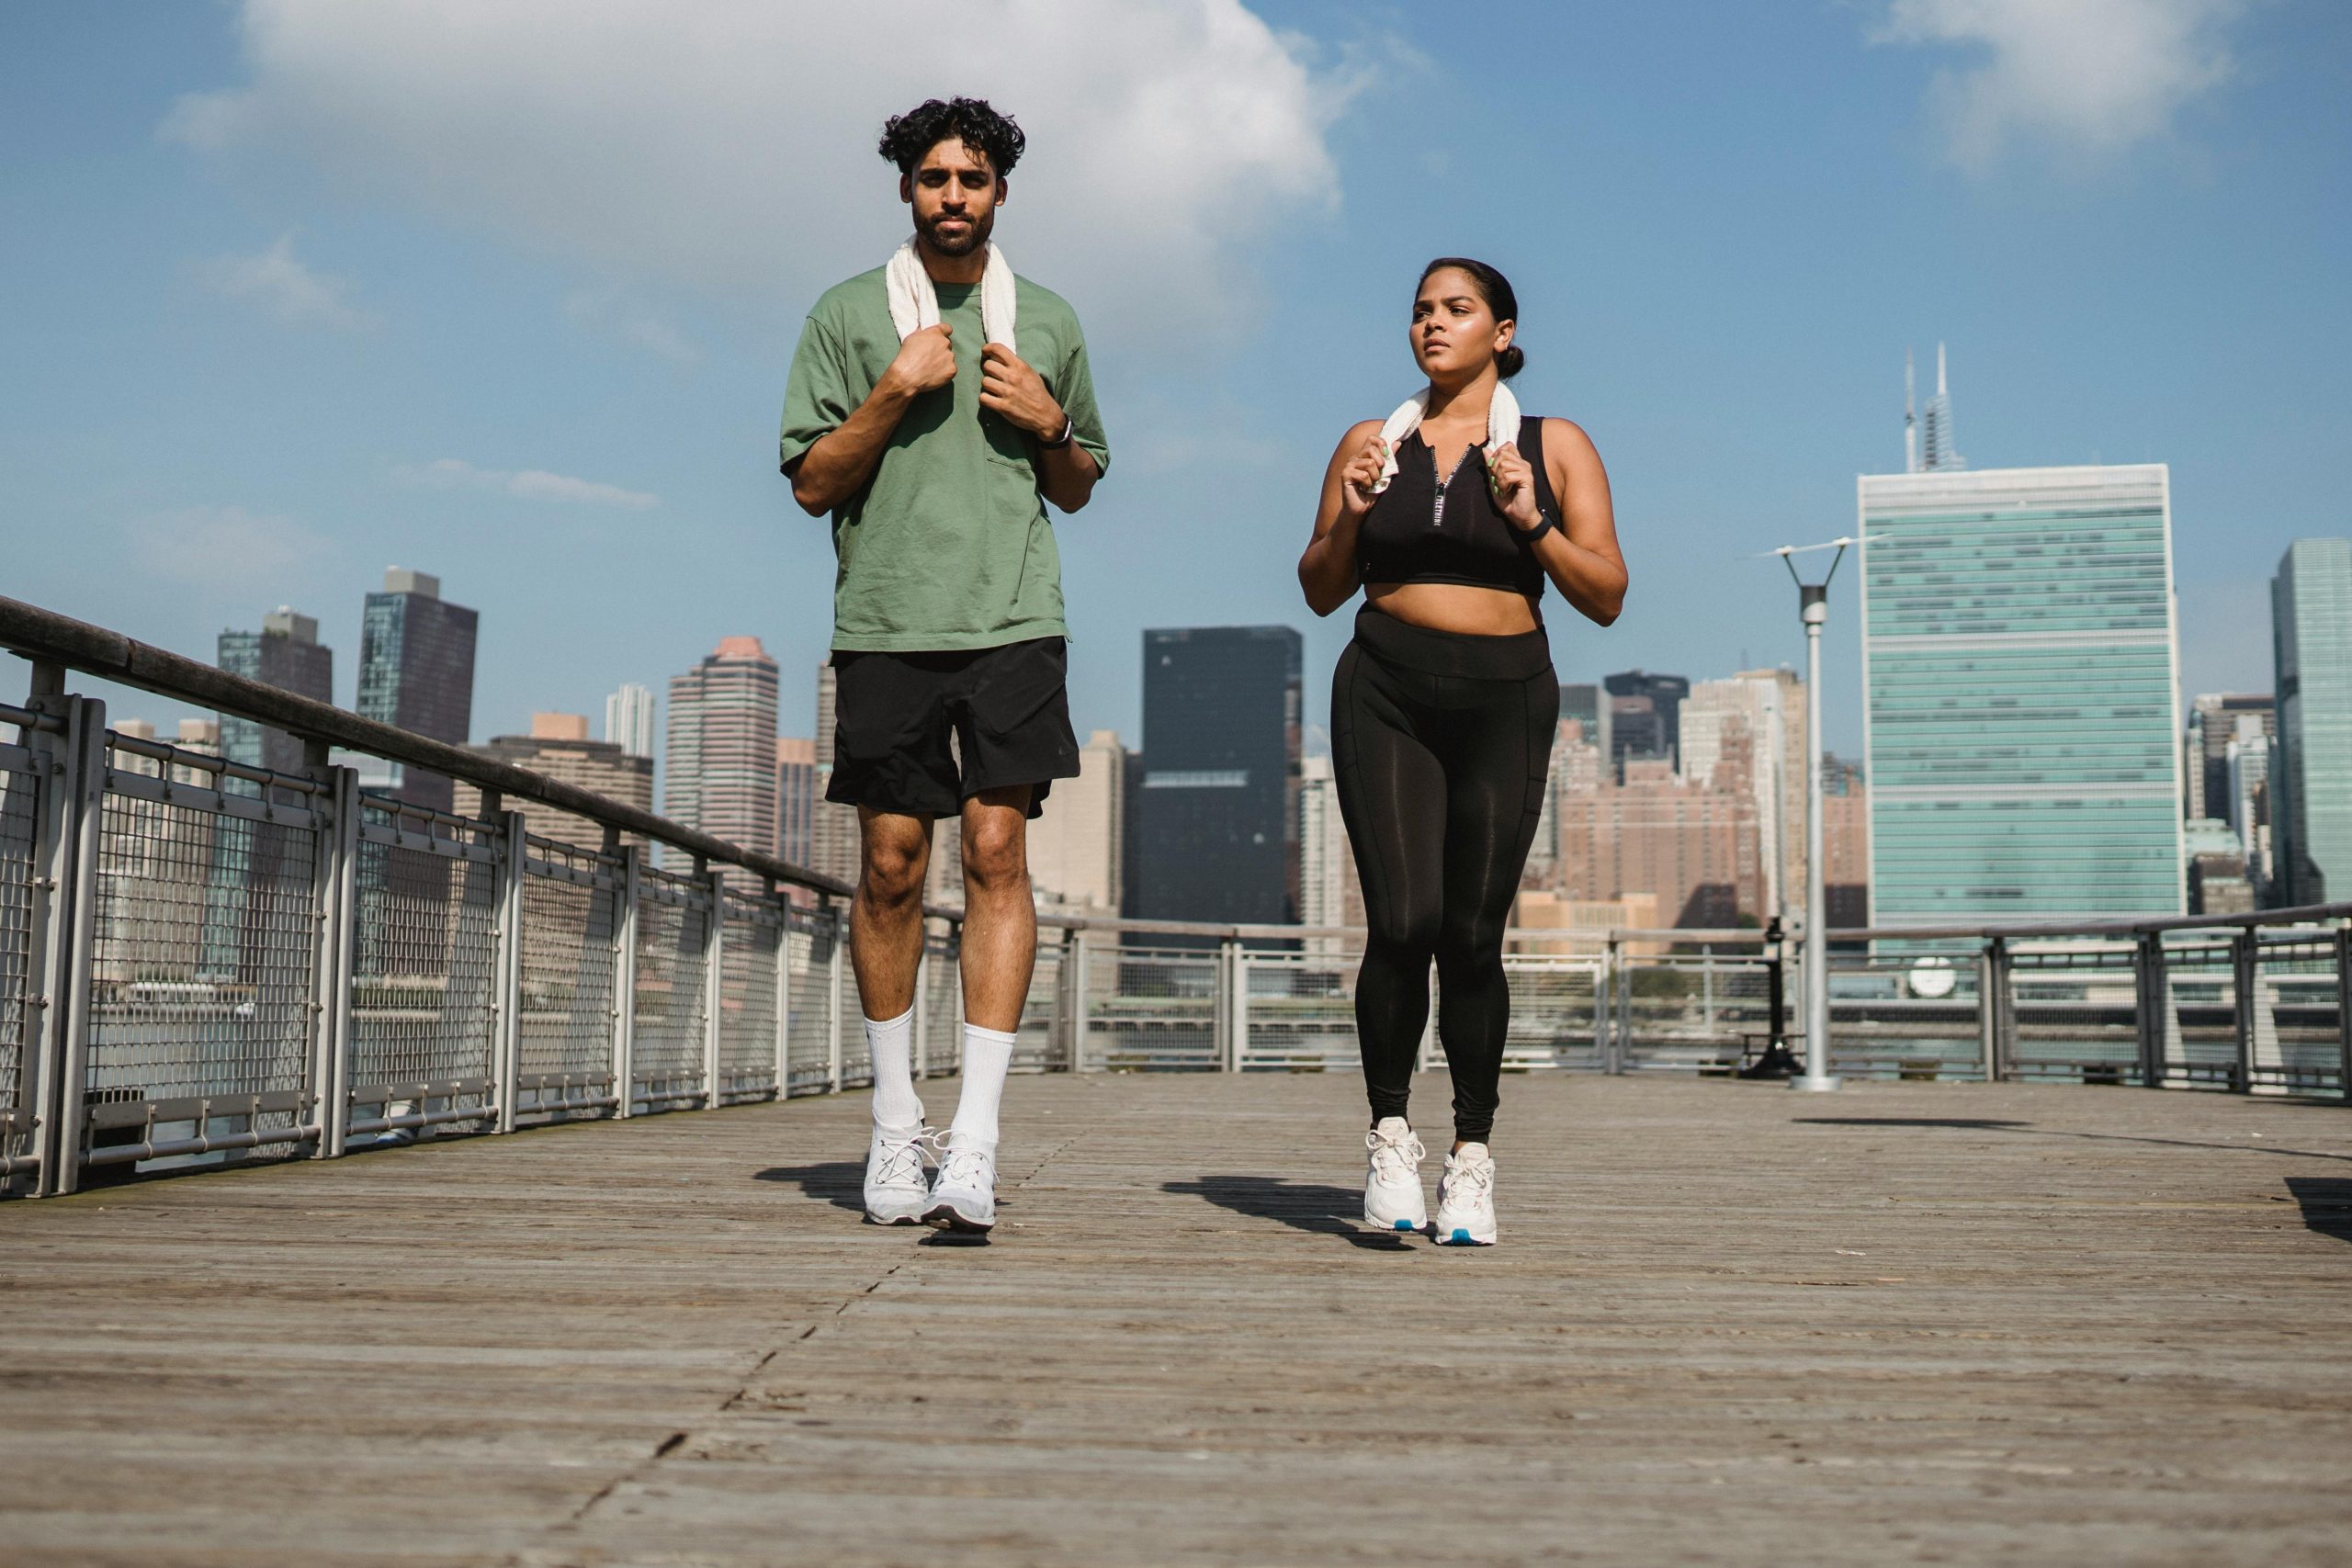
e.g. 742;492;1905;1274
1371;382;1521;492
884;235;1017;349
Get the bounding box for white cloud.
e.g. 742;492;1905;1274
164;1;1362;342
194;231;376;329
564;288;701;367
395;457;660;511
128;506;331;585
1873;0;2244;170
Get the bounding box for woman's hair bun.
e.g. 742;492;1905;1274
1496;344;1526;380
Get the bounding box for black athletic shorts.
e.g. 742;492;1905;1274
826;637;1080;820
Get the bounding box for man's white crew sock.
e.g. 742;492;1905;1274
864;1007;922;1131
949;1022;1017;1147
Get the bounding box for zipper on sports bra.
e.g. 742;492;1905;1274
1430;445;1461;531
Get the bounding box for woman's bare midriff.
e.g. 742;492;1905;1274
1363;581;1541;637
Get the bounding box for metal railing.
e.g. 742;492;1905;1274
3;593;2346;1196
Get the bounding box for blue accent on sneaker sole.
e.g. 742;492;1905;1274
1394;1218;1417;1231
1450;1228;1473;1243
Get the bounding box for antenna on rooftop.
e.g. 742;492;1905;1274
1921;342;1965;472
1904;348;1918;475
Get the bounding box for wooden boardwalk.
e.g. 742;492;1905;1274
3;1073;2348;1567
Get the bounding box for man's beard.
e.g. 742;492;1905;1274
920;207;993;257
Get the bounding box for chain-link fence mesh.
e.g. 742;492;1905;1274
517;838;621;1115
718;889;783;1100
1086;943;1220;1070
919;925;962;1078
2007;942;2143;1083
1821;946;1982;1080
1236;948;1358;1072
632;865;711;1105
349;806;499;1122
783;903;841;1096
1013;938;1063;1073
0;748;40;1168
86;754;319;1141
1501;955;1608;1071
2254;933;2345;1095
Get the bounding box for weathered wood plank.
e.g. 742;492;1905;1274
3;1076;2347;1565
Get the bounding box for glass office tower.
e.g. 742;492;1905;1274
1130;626;1303;930
2270;537;2352;906
1859;464;2184;925
356;568;479;812
217;607;334;776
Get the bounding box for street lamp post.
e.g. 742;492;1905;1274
1770;536;1872;1093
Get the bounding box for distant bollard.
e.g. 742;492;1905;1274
1740;916;1800;1080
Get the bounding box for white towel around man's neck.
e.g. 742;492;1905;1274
884;235;1017;349
1371;381;1521;492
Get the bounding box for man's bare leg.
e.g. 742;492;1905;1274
956;785;1036;1032
851;807;932;1015
852;807;933;1143
929;786;1035;1233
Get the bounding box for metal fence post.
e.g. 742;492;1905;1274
1229;939;1250;1071
311;765;360;1156
1599;940;1618;1072
1068;927;1091;1075
2232;929;2257;1094
2335;921;2352;1105
612;843;640;1117
2134;931;2167;1090
771;883;791;1101
1615;947;1634;1074
26;690;103;1197
912;930;929;1081
1985;937;2015;1082
826;903;844;1092
701;867;725;1108
1976;942;1999;1084
485;808;526;1134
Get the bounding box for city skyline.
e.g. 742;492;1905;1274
101;543;2352;933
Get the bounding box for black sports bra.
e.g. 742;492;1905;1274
1358;415;1557;599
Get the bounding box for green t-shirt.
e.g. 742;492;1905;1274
779;266;1111;651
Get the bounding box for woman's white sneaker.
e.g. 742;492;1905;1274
1432;1143;1498;1245
1363;1117;1429;1233
922;1137;998;1234
862;1122;934;1225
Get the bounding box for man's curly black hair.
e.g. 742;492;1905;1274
878;97;1025;179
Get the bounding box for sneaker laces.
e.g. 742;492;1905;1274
871;1125;936;1188
936;1145;995;1190
1365;1125;1426;1183
1444;1152;1495;1201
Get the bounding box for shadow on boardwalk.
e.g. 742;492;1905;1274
1162;1173;1411;1250
2287;1176;2352;1243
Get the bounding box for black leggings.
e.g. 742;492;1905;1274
1332;607;1558;1144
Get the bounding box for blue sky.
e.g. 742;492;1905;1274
6;0;2348;768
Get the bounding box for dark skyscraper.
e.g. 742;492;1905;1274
1604;669;1690;770
217;606;334;775
1131;626;1302;930
356;568;478;811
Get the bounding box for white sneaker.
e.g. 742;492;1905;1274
863;1122;935;1225
1432;1143;1498;1246
922;1136;997;1234
1363;1117;1428;1233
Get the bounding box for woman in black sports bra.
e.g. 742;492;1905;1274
1296;257;1627;1246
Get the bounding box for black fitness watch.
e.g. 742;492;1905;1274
1521;507;1558;543
1038;414;1075;451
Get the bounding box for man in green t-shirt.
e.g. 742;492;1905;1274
780;97;1109;1235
